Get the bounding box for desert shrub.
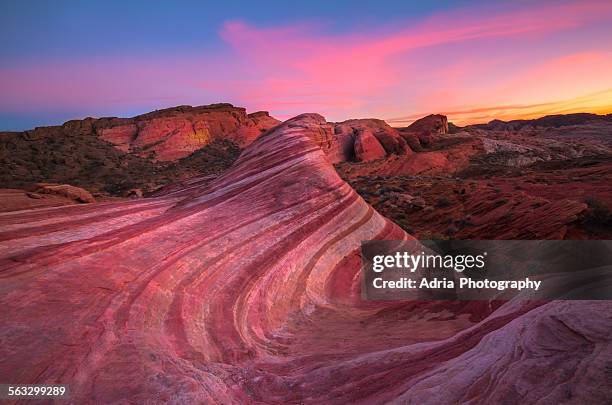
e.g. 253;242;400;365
446;224;459;236
435;197;452;208
421;231;448;240
584;197;612;225
455;215;473;228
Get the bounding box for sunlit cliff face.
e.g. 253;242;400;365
1;0;612;129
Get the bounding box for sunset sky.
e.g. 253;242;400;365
1;0;612;130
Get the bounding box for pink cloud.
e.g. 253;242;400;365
387;88;612;126
1;0;612;125
214;0;612;121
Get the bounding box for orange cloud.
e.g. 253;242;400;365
387;89;612;126
2;0;612;126
215;0;612;122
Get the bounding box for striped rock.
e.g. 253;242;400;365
0;114;610;404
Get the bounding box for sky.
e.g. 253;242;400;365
1;0;612;130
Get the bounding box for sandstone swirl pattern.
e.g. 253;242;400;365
1;114;611;404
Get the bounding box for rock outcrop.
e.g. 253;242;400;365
34;183;95;203
0;105;260;196
1;114;611;403
406;114;449;134
0;184;95;213
339;115;612;240
353;129;387;161
95;104;279;160
399;114;449;147
1;104;279;163
329;119;412;163
470;112;612;131
0;188;78;212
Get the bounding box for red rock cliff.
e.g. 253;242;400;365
7;104;280;162
96;104;280;160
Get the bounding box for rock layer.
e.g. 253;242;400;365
0;108;252;196
96;104;279;160
1;104;279;163
0;114;610;403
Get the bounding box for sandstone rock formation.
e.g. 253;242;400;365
0;188;78;212
335;134;483;178
34;183;96;203
337;113;612;181
339;115;612;240
354;129;387;161
407;113;449;134
1;114;610;403
0;184;96;213
399;114;449;147
1;104;279;163
328;119;412;163
0;107;250;196
95;104;279;160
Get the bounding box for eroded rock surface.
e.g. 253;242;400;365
328;119;412;163
354;129;388;162
1;114;611;403
0;188;78;212
94;104;279;160
0;112;246;197
34;183;96;203
399;114;449;147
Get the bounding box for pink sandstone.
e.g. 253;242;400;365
354;129;387;162
0;114;610;403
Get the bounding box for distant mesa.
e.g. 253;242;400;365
85;103;280;161
3;103;279;162
0;104;275;198
469;112;612;131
